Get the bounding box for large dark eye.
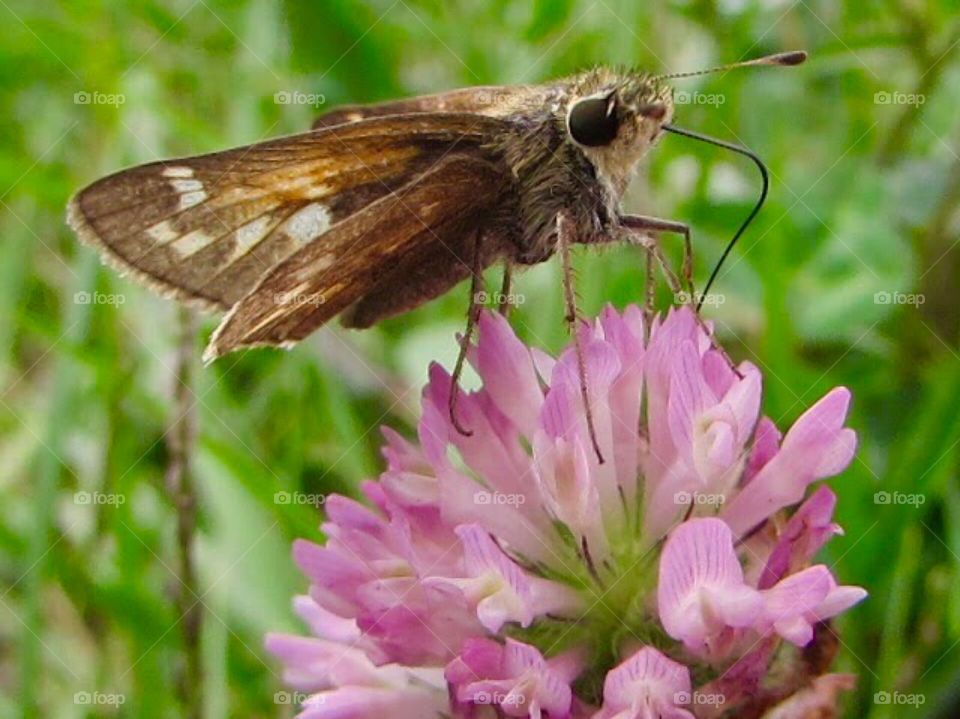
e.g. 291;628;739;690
567;96;619;147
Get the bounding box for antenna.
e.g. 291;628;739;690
652;50;807;82
661;124;769;312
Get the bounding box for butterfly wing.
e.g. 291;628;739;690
203;152;509;361
68;113;507;312
312;85;543;129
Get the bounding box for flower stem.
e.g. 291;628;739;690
165;307;202;718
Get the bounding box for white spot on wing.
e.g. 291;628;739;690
165;169;206;207
171;178;204;193
146;220;179;245
171;229;215;258
283;203;331;247
162;166;195;178
231;215;274;259
179;190;208;209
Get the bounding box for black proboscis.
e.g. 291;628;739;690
662;123;770;312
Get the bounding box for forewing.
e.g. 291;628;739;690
313;85;536;129
68;113;506;310
204;154;507;361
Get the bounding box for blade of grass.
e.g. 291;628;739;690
19;250;98;713
870;524;922;719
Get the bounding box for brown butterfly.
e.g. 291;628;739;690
68;51;805;460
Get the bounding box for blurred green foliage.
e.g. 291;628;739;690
3;0;960;717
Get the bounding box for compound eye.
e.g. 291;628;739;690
568;95;619;147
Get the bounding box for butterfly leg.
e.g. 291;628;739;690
619;214;740;372
621;226;685;301
498;262;513;317
557;211;605;465
643;246;657;330
449;233;486;437
620;214;695;303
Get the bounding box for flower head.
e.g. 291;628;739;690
267;306;865;717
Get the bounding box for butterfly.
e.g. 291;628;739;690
68;50;805;460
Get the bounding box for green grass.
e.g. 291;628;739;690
2;0;960;716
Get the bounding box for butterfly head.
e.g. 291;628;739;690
565;71;674;193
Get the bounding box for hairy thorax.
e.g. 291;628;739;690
489;113;613;265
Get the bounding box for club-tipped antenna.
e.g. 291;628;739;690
662;124;769;312
652;50;807;82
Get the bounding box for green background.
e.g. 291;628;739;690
3;1;960;717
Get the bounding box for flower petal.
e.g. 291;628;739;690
761;565;833;646
447;638;578;719
657;518;762;654
722;388;857;537
595;646;694;719
477;311;544;435
428;524;581;632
